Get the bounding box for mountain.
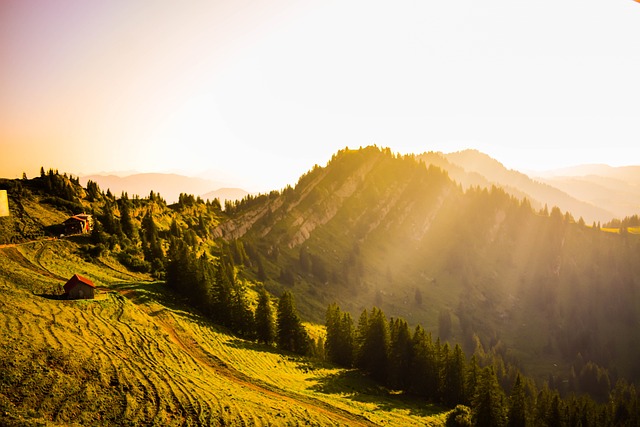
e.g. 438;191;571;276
0;174;445;426
80;173;230;204
217;147;640;385
417;150;615;223
536;165;640;220
201;188;250;206
2;147;640;425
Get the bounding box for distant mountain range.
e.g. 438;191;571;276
418;150;639;223
81;150;639;222
80;173;249;205
536;164;640;222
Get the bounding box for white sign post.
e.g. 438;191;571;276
0;190;9;217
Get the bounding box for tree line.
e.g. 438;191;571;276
325;303;640;427
165;234;317;355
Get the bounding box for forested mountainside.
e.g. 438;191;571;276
1;147;640;426
217;147;640;385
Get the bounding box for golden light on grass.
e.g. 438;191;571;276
0;237;446;426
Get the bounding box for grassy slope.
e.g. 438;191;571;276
0;238;447;426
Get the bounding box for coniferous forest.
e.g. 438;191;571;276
1;147;640;426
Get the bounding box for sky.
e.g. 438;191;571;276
1;0;639;192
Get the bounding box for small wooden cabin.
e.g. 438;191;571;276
64;274;96;300
63;214;93;235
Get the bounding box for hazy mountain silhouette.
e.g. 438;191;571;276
536;165;640;220
417;150;615;222
80;173;240;204
201;188;250;206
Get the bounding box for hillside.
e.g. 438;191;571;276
218;147;640;387
0;239;446;426
1;150;640;425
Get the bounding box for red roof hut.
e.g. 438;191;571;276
64;274;96;300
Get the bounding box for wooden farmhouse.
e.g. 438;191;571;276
63;214;93;235
64;274;96;300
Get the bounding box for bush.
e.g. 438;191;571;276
117;249;150;273
446;405;473;427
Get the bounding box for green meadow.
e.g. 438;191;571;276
0;239;446;426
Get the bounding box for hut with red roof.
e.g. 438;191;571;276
63;274;96;299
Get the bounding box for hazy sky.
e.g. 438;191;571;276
1;0;639;191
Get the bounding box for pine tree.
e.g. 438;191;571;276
325;303;354;367
276;291;309;355
472;367;507;427
357;307;389;384
118;196;136;240
255;286;276;345
547;394;565;427
210;259;232;324
507;374;527;427
465;355;481;406
165;237;195;296
141;209;163;270
388;318;413;390
228;278;255;338
354;309;370;371
409;325;439;400
441;344;466;406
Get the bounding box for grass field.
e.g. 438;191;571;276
0;239;447;426
600;226;640;234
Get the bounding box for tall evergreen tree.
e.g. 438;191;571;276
465;355;481;406
354;309;370;371
118;196;136;240
441;344;466;406
546;394;566;427
472;367;507;427
325;303;355;367
388;318;413;390
507;374;527;427
410;325;439;400
357;307;389;384
276;291;309;355
228;278;255;338
141;209;163;270
255;286;276;345
210;260;233;324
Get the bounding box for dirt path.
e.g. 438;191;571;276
0;246;66;281
0;237;55;250
114;288;378;427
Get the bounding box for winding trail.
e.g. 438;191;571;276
0;240;405;426
114;287;378;427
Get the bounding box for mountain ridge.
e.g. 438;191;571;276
1;146;640;425
418;149;616;222
80;173;249;205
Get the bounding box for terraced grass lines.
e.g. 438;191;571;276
0;240;447;426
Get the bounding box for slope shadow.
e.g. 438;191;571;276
225;338;288;357
35;292;66;300
308;369;445;418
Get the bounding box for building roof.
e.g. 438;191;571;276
64;216;87;224
63;274;96;292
